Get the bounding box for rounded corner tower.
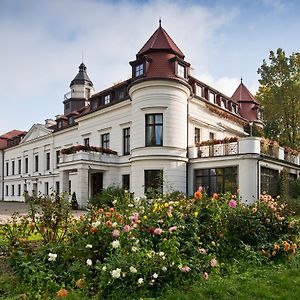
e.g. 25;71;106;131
128;23;192;197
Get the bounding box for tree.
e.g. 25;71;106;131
257;48;300;150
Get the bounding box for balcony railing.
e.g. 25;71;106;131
190;137;299;166
197;142;238;158
59;151;118;164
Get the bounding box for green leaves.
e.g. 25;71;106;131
257;49;300;149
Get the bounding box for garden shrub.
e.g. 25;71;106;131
1;189;299;299
88;186;130;209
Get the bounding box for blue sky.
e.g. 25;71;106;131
0;0;299;133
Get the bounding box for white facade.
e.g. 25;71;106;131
1;26;299;207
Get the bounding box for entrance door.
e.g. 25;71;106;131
91;173;103;197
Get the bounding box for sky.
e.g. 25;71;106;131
0;0;300;134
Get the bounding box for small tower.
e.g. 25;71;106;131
63;63;94;115
231;80;263;127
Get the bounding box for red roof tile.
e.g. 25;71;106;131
137;25;184;59
231;82;258;104
0;130;27;139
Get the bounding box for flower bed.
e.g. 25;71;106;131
0;190;299;299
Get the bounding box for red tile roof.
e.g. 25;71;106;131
0;130;27;150
137;25;185;59
231;82;258;104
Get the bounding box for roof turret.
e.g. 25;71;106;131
70;63;93;87
137;23;185;59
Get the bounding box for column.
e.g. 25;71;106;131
76;167;89;208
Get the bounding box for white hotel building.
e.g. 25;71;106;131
0;24;299;207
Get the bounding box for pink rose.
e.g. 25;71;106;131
210;258;217;267
203;272;209;280
180;266;191;273
112;229;120;237
168;226;177;232
228;199;237;208
154;228;163;235
123;224;131;232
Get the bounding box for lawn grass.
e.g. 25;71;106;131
158;260;300;300
0;258;299;299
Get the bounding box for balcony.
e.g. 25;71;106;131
59;145;119;165
190;137;300;166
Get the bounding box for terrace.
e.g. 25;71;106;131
189;137;300;166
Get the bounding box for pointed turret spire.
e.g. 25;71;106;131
137;23;185;59
231;81;257;104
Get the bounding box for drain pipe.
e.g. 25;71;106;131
186;96;191;195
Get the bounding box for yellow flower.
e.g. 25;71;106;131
273;243;280;251
292;243;297;250
164;203;169;208
272;251;277;256
194;211;199;218
143;215;148;220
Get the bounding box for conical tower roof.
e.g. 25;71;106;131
231;81;258;104
70;63;93;87
137;23;185;59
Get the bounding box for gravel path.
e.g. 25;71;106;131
0;201;86;224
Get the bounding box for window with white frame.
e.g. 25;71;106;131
209;92;215;103
177;63;185;78
135;63;144;77
104;94;110;105
195;84;203;97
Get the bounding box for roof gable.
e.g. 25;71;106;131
21;124;52;143
137;25;184;59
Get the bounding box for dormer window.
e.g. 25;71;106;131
232;104;237;114
104;94;111;105
195;84;203;97
177;63;185;78
209;92;215;103
135;63;144;77
257;109;263;120
220;98;226;109
68;116;74;125
91;99;98;110
57;120;63;129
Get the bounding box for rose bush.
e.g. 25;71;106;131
1;189;299;299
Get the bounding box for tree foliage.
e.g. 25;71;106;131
257;48;300;150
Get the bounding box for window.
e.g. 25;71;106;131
57;120;63;129
18;184;21;196
232;104;237;114
12;161;15;175
69;180;71;194
56;150;60;166
91;99;98;110
220;98;226;109
45;182;49;195
85;88;91;99
24;184;27;193
261;167;279;197
25;157;28;173
145;114;163;146
209;132;215;156
101;133;110;149
116;89;125;100
195;128;201;145
195;84;203;97
123;127;130;155
195;167;238;196
84;138;90;147
35;155;39;172
209;92;215;103
18;159;21;174
122;174;130;191
104;94;110;105
56;181;60;194
5;162;9;176
11;185;15;196
135;63;144;77
46;153;50;170
68;116;74;125
5;185;8;196
177;63;185;78
144;170;163;197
